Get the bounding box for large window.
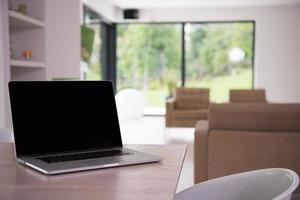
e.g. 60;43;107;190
115;21;254;113
117;24;181;108
185;22;254;102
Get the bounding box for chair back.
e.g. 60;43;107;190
174;88;209;109
230;89;266;103
115;88;144;120
208;103;300;132
175;168;299;200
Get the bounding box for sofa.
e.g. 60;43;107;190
194;103;300;192
165;87;209;127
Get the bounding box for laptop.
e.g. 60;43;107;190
8;81;162;175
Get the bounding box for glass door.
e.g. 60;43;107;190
117;24;181;114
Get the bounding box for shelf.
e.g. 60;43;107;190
8;10;44;28
10;59;45;68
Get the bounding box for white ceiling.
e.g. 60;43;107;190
108;0;300;9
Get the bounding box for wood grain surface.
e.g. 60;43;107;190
0;143;186;200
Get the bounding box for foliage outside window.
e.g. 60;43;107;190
117;24;181;107
185;22;254;102
85;24;102;80
81;6;102;80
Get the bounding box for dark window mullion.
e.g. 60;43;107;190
101;23;117;92
181;23;186;87
252;22;256;88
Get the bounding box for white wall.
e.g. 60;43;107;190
45;0;81;80
0;0;10;128
0;1;6;128
254;6;300;103
114;5;300;103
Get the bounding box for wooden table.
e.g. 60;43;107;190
0;143;186;200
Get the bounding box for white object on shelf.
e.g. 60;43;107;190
8;10;44;28
10;59;45;68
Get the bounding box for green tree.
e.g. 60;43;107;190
117;24;180;90
187;23;254;78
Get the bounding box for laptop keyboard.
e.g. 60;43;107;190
37;150;130;163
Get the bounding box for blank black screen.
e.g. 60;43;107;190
9;81;123;156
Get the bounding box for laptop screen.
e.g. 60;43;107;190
9;81;123;156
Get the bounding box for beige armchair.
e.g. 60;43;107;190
166;87;209;127
194;103;300;192
229;89;266;103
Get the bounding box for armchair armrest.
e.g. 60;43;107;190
166;98;175;108
165;98;175;127
194;120;209;184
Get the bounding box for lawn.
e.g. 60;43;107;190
86;68;253;107
145;69;253;107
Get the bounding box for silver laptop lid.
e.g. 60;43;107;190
8;81;123;157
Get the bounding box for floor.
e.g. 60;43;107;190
119;116;194;193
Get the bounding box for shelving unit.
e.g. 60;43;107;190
1;0;81;128
8;10;44;28
10;59;45;68
8;0;46;80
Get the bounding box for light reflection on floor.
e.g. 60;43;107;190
119;116;194;193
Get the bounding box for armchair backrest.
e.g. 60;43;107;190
209;103;300;132
229;89;266;103
174;88;209;110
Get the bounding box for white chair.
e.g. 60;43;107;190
115;88;144;120
175;168;299;200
